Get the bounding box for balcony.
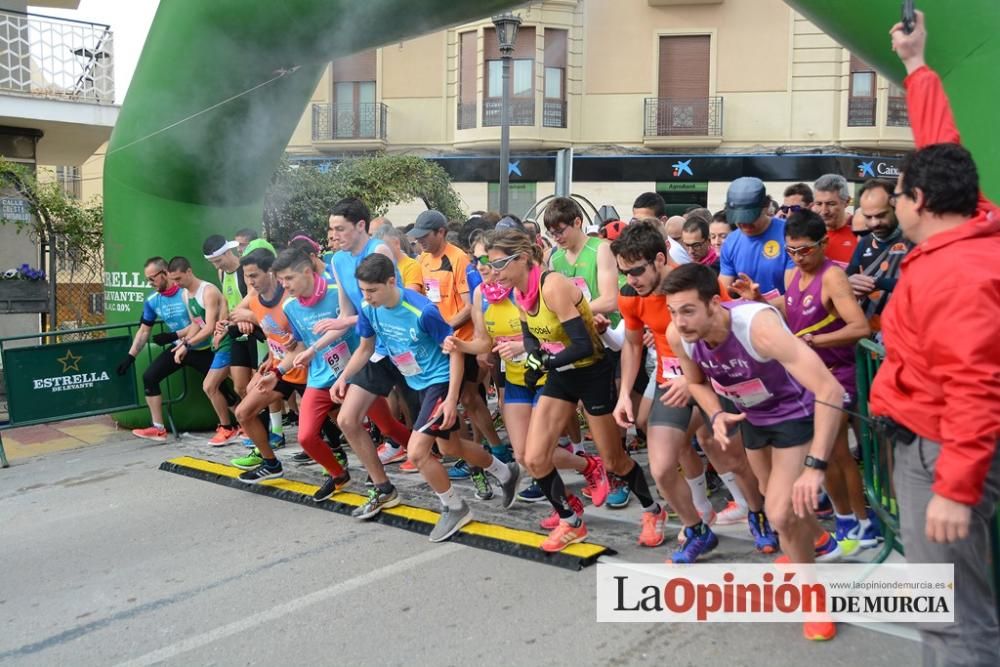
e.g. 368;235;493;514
848;96;877;127
457;101;476;130
0;8;114;103
886;95;909;127
482;97;535;127
542;100;567;129
311;102;387;150
643;96;723;147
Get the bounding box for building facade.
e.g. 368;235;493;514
285;0;913;222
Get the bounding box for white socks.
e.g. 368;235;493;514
720;472;748;510
485;457;511;483
686;472;714;515
270;411;283;435
437;486;464;510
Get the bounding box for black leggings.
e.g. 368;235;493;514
142;348;214;397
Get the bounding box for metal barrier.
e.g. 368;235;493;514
0;322;187;467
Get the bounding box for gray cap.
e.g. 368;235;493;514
407;209;448;238
725;177;768;225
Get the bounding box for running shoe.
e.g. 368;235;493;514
715;500;748;526
240;435;255;448
351;486;401;519
803;620;837;641
496;461;522;509
517;481;546;503
490;444;514;464
678;508;717;544
291;451;315;466
238;462;283;484
429;501;473;542
607;479;632;509
774;532;843;564
208;425;240;447
815;491;834;520
834;516;863;557
747;510;779;554
540;520;588;552
377;440;407;465
471;469;494;501
282;410;298;426
312;471;351;502
669;525;719;563
492;410;504;431
638;508;667;547
269;432;286;450
332;447;348;470
399;459;420;473
848;513;884;549
132;426;167;442
448;459;471;480
231;448;264;470
581;455;610;507
539;494;585;530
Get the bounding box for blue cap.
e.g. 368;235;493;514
407;209;448;238
725;177;768;225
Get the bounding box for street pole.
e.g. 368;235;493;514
499;52;511;215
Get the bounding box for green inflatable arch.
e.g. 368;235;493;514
103;0;999;428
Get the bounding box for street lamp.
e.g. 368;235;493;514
492;11;521;215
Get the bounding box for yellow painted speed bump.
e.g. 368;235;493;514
160;456;613;570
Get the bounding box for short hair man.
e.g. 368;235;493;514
778;183;814;219
812;174;858;265
680;217;719;274
372;220;424;293
631;192;691;265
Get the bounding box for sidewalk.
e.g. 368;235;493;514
0;414;133;462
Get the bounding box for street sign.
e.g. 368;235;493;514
2;336;139;426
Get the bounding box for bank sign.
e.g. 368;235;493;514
2;336;138;426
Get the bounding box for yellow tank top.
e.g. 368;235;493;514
483;292;537;387
525;272;603;370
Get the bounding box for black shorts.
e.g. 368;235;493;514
740;416;815;450
414;382;458;438
540;355;616;416
461;353;480;385
275;378;306;400
351;356;422;418
230;338;259;369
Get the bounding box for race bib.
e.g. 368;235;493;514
496;335;526;373
425;278;442;303
267;339;287;360
661;356;684;379
572;277;592;302
323;341;350;377
391;350;423;376
710;377;772;408
193;316;206;328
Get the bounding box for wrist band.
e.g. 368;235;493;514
709;410;723;426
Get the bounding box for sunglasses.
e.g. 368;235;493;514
785;238;826;258
779;204;803;214
488;253;519;271
682;239;708;251
889;190;911;207
475;255;490;266
618;261;652;278
145;270;166;283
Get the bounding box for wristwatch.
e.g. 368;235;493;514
803;455;828;471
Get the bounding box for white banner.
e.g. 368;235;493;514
596;562;954;623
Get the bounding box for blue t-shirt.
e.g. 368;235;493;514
357;288;453;390
141;289;191;333
719;217;794;297
332;238;402;357
282;278;359;389
466;263;483;293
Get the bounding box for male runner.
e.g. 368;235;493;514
664;262;845;641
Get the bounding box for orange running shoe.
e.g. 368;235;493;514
581;455;610;507
638;508;667;547
132;426;167;442
540;520;588;552
539;494;586;530
803;620;836;641
209;425;240;447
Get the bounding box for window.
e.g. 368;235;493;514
458;31;477;129
55;165;81;199
649;35;716;136
848;54;876;127
329;50;379;139
483;26;536;126
543;28;567;128
488;182;537;218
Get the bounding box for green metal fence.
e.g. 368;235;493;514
0;322;187;467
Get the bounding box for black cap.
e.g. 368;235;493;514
725;177;768;225
407;209;448;239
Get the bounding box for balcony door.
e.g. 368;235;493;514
656;35;710;135
331;49;376;139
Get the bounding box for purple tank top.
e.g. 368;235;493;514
683;301;813;426
785;259;856;397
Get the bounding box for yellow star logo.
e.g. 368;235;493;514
58;350;82;372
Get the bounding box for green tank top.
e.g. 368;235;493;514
187;282;230;351
549;236;623;327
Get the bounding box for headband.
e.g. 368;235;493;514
203;240;239;259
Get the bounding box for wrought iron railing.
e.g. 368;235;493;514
543;99;567;128
0;8;114;103
848;96;877;127
312;102;387;141
482;97;535;127
643;96;723;137
457;101;477;130
886;95;909;127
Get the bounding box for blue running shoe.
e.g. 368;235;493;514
241;435;254;449
747;510;779;554
269;432;286;450
490;444;514;464
670;525;718;563
834;516;862;557
517;480;546;503
448;459;471;480
849;511;884;549
607;480;631;509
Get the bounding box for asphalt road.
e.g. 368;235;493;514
0;433;922;666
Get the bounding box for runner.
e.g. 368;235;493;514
448;230;607;526
167;256;241;445
611;221;778;558
484;229;663;553
270;247;355;501
117;257;220;441
334;254;521;541
664;262;845;641
221;248;305;481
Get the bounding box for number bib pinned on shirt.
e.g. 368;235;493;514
572;277;592;302
323;341;350;377
391;350;423;376
710;377;773;408
661;356;683;380
425;278;442;303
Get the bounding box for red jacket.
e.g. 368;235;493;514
870;66;1000;506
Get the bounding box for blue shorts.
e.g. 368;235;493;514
210;347;232;370
504;381;542;406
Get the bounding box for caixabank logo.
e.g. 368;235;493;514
857;161;901;179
